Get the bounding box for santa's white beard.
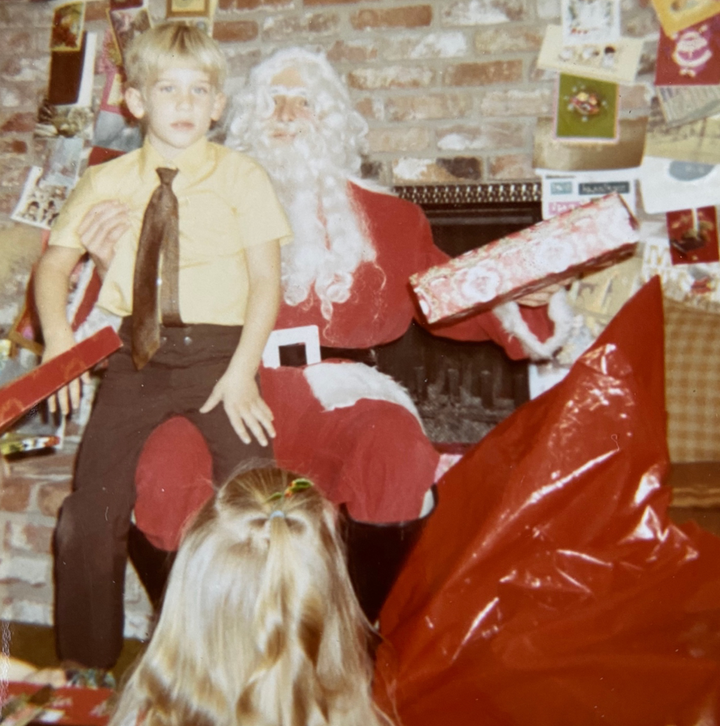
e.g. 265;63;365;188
250;126;376;320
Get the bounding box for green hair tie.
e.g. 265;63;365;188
266;477;314;502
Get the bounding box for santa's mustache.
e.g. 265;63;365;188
267;118;316;140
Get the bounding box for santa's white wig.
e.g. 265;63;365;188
227;48;378;320
228;47;369;179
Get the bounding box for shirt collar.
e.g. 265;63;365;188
139;136;212;184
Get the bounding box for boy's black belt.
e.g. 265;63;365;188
117;318;243;365
120;320;376;368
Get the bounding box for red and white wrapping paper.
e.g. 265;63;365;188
410;193;640;324
0;326;121;433
1;682;114;725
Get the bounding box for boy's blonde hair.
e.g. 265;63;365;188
124;22;227;91
110;466;392;726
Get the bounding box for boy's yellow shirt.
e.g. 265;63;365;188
50;136;292;326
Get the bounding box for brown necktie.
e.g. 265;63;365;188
132;167;181;370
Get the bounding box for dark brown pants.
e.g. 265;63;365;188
54;319;272;668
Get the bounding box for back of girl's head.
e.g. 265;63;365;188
111;466;391;726
124;22;227;92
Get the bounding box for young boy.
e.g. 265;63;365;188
34;23;292;672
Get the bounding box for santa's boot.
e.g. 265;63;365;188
341;485;438;626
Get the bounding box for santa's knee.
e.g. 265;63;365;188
339;401;438;523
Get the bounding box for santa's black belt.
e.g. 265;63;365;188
321;345;378;366
276;342;377;368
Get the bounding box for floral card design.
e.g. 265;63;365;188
554;74;619;142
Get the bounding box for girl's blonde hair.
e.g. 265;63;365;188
124;22;227;91
110;466;391;726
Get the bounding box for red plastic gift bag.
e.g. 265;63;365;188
376;277;720;726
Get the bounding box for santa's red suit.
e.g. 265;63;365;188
274;183;551;352
134;183;553;548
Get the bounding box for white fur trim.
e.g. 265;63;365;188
492;288;574;361
347;175;396;195
419;486;436;517
303;362;424;431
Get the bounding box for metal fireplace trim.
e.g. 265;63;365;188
393;181;542;215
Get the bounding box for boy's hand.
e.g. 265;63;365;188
78;200;129;279
41;334;89;416
199;370;276;446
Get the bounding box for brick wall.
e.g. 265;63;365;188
0;0;659;217
1;428;153;639
0;0;660;637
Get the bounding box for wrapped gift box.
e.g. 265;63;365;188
0;432;62;455
410;193;640;324
0;326;122;433
1;682;113;725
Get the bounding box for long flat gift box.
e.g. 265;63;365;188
1;682;113;725
410;192;640;324
0;326;122;433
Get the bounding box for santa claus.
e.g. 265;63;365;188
80;47;564;620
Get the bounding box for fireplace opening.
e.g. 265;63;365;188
374;182;543;446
